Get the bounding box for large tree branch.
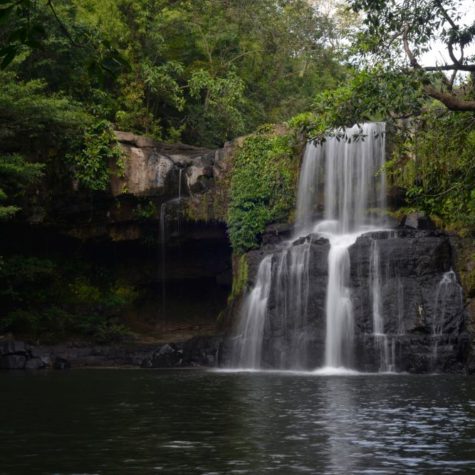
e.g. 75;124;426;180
424;85;475;111
403;28;475;111
423;63;475;72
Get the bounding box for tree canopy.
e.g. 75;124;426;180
0;0;346;146
349;0;475;111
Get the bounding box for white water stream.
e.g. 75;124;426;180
431;270;463;365
232;123;391;371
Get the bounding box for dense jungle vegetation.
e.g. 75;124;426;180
1;0;474;340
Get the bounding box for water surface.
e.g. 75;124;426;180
0;370;474;474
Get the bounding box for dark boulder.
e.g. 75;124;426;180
25;358;46;370
149;344;183;368
401;212;436;230
0;340;28;355
53;357;71;370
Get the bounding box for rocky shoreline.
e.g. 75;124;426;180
0;336;223;370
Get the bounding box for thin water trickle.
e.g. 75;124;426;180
178;168;183;201
160;202;167;321
432;270;463;365
369;238;395;372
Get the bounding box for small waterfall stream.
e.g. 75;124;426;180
232;255;273;368
160;202;167;321
431;270;463;366
370;238;395;372
159;169;185;323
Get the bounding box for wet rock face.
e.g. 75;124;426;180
141;337;223;368
225;228;469;373
61;131;233;241
0;341;48;370
0;336;223;370
349;229;468;373
264;236;330;369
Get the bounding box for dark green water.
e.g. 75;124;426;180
0;370;474;474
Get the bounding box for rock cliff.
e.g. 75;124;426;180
222;226;470;373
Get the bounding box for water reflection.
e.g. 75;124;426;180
0;370;474;474
320;378;360;474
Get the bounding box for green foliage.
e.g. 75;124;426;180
0;0;128;75
0;71;90;153
228;127;299;253
0;254;138;341
348;0;475;112
289;69;426;143
69;120;123;191
2;0;346;147
229;254;249;301
0;154;43;219
349;0;474;64
188;69;247;145
134;200;157;220
386;110;475;234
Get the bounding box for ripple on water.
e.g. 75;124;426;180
0;370;473;474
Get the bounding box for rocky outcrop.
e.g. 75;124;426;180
223;227;469;373
112;131;220;198
141;336;223;368
0;340;49;370
349;229;468;372
0;336;223;370
449;235;475;374
400;212;436;230
53;131;235;242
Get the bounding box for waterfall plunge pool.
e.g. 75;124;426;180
1;369;474;474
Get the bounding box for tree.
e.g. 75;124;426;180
0;155;43;219
349;0;475;111
0;0;127;73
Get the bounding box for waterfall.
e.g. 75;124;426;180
159;170;185;323
314;123;387;370
323;232;358;368
323;124;386;233
274;239;312;368
295;142;321;235
232;255;273;369
230;123;387;371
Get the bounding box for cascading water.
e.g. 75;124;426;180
322;232;358;368
231;122;388;371
310;123;387;371
232;255;273;369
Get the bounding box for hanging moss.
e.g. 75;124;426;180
227;126;301;253
228;254;249;302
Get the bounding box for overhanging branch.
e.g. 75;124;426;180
402;27;475;111
424;85;475;111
